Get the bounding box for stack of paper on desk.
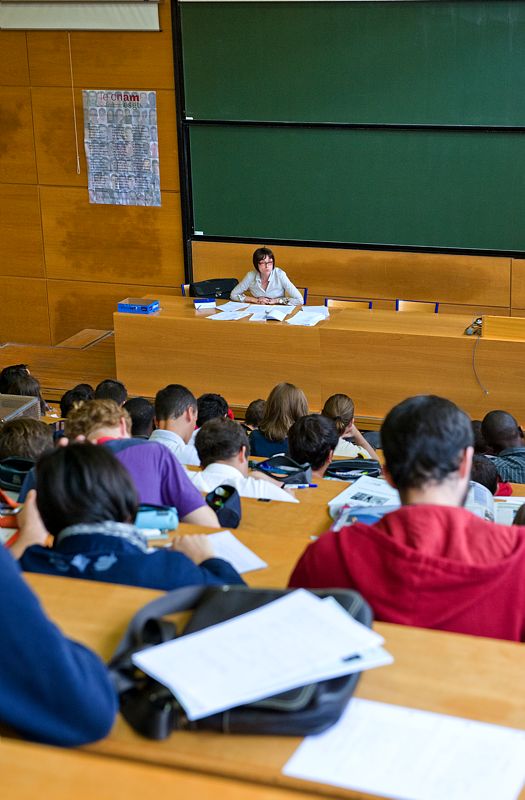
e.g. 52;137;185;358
286;309;326;326
132;589;392;721
284;698;525;800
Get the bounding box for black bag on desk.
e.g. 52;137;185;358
252;455;313;486
205;484;242;528
325;458;381;481
189;278;238;299
108;585;372;739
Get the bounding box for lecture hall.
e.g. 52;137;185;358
2;1;525;798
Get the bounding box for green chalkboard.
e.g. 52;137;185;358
180;1;525;125
190;125;525;251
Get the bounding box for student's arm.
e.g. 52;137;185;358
172;534;245;585
348;423;379;461
181;503;220;528
0;546;117;745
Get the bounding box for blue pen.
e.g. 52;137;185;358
287;483;318;489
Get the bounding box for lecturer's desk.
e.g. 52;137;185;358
25;573;525;800
114;298;525;419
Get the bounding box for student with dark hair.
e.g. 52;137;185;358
197;393;229;427
150;384;200;465
230;247;303;306
481;410;525;483
0;531;117;744
471;420;492;455
191;419;297;502
288;414;339;482
20;443;244;590
60;384;95;419
4;373;47;415
94;379;128;406
242;399;266;433
289;395;525;642
0;418;53;461
470;454;498;495
0;364;30;394
123;397;155;438
250;382;308;457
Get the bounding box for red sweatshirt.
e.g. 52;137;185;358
289;505;525;641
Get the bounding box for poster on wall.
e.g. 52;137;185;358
82;89;161;207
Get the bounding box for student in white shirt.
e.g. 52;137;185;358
191;418;298;503
321;394;379;461
149;384;200;466
230;247;303;306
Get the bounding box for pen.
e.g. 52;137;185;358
286;483;318;489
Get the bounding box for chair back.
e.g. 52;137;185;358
325;298;373;310
395;299;439;313
180;283;190;297
297;286;309;304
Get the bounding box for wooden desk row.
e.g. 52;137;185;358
114;296;525;419
25;572;525;800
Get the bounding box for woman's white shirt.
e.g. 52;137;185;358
230;267;303;306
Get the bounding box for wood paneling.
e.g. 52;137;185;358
0;32;29;86
511;258;525;308
0;184;44;277
32;88;178;190
192;241;511;308
27;3;174;88
0;277;50;345
0;87;36;183
40;186;184;285
48;280;181;344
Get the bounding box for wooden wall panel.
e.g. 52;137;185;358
0;185;44;277
27;3;174;89
0;278;50;345
0;32;29;86
192;242;511;308
0;87;37;183
47;279;180;343
510;259;525;309
40;186;184;285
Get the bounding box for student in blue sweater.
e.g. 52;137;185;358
0;542;117;745
20;443;244;591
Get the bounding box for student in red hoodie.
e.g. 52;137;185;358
289;395;525;642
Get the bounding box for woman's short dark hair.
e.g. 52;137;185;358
252;247;275;272
381;395;473;491
36;443;138;536
288;414;339;471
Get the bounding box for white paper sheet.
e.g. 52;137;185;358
286;311;326;327
132;590;384;721
301;305;330;318
209;310;247;321
495;497;525;525
206;530;268;574
216;301;249;312
283;699;525;800
328;475;400;514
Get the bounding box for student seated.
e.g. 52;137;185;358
0;363;30;394
0;418;53;461
250;382;308;457
20;444;244;590
197;393;229;427
289;395;525;642
241;398;266;434
1;509;116;745
321;394;379;460
191;418;298;503
60;384;95;419
3;372;48;415
149;384;200;465
55;400;218;527
94;379;128;406
123;396;155;439
481;410;525;483
288;414;339;482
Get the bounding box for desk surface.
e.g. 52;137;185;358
1;739;317;800
115;297;524;419
25;573;525;800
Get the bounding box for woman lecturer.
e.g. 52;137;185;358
230;247;303;306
